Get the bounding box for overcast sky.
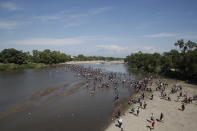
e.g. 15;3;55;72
0;0;197;57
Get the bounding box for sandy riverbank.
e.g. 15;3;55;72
65;60;124;64
105;78;197;131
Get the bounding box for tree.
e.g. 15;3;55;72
174;40;197;78
175;39;197;54
31;49;71;64
0;48;29;64
175;39;185;52
32;50;41;63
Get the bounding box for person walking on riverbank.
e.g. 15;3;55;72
141;93;145;100
139;101;143;107
181;103;185;111
150;94;153;100
118;118;123;128
116;110;121;118
136;107;140;116
160;112;164;122
143;102;147;109
150;113;155;121
151;120;155;130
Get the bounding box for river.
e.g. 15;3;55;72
0;63;139;131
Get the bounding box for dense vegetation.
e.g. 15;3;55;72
0;49;71;71
0;49;71;65
31;49;71;64
73;54;122;61
125;40;197;82
0;48;121;71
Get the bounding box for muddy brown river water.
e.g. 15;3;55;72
0;63;139;131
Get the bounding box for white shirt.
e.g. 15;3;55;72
118;118;123;123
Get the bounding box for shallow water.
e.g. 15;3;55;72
0;63;138;131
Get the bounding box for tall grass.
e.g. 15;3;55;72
0;63;46;71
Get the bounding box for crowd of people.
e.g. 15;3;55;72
64;64;149;100
115;77;197;130
64;64;196;130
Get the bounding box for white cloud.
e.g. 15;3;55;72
96;44;157;57
0;2;20;11
145;32;176;38
90;7;114;15
140;46;157;52
0;21;19;29
180;34;197;39
31;12;84;28
0;7;113;30
9;38;85;46
97;45;126;53
32;15;60;21
63;21;85;28
78;36;135;42
31;7;114;28
144;32;197;39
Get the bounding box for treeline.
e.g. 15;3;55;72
0;49;71;64
125;39;197;82
73;54;122;61
0;48;122;65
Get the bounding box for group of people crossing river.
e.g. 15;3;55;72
64;64;150;100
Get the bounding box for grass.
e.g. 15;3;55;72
20;63;46;69
0;63;46;71
0;63;19;71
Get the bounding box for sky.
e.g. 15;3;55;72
0;0;197;57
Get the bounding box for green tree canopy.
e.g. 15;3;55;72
0;48;29;64
125;39;197;82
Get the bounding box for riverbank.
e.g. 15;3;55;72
65;60;124;64
105;78;197;131
0;60;124;71
0;63;47;71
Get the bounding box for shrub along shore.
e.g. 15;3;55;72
0;63;46;71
